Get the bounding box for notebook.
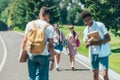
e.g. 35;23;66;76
87;31;100;42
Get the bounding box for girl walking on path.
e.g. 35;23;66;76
53;24;65;71
66;25;78;70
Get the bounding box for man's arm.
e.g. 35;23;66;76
75;32;81;39
21;35;28;50
48;38;56;71
48;38;56;58
21;21;31;50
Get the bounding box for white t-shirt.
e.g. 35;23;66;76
54;30;63;44
87;25;100;54
68;32;73;38
83;21;111;57
25;19;54;56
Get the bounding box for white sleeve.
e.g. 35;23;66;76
47;25;54;39
25;22;32;34
101;23;108;35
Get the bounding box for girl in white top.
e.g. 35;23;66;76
53;24;64;71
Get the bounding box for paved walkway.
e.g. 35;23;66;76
49;53;93;80
0;31;93;80
0;31;119;80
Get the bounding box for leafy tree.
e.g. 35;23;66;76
67;6;76;24
0;0;11;31
1;0;17;28
0;20;8;31
0;0;10;14
74;12;84;25
59;0;83;25
59;7;68;24
1;0;60;30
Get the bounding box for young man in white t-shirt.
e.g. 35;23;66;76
80;10;111;80
21;6;56;80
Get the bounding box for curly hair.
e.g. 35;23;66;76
80;10;92;19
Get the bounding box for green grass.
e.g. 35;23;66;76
109;54;120;74
59;25;120;74
13;26;24;33
109;30;120;74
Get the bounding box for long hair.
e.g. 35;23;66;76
73;30;76;38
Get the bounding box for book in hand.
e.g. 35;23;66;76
87;31;100;43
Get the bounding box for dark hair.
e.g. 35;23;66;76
80;10;92;19
40;6;50;16
73;30;76;38
53;24;59;27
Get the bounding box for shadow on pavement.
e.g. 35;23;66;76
59;68;90;71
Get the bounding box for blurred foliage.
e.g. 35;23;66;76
0;0;119;32
0;0;60;30
0;0;10;14
0;20;8;31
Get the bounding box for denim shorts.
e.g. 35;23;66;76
90;54;109;70
54;44;63;54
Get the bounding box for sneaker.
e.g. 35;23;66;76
71;67;75;71
56;68;60;71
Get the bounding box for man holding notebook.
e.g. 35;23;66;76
80;10;111;80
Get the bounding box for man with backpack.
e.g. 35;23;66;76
80;10;111;80
21;6;56;80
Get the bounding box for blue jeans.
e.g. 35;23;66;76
28;54;49;80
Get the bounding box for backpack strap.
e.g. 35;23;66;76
32;21;38;28
42;23;50;30
58;30;61;43
58;30;63;44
